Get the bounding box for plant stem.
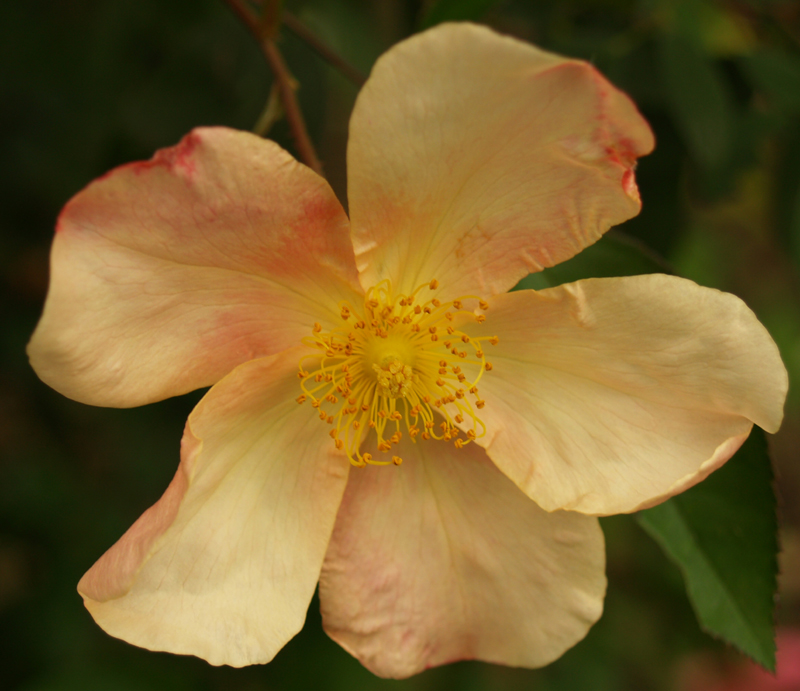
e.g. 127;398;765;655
282;11;366;87
261;37;324;175
222;0;324;176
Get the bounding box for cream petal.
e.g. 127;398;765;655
464;275;788;515
347;23;653;299
319;434;605;679
28;127;361;407
78;348;349;667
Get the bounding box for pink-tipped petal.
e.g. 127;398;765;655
347;23;653;299
465;275;788;516
319;434;605;679
78;348;349;667
29;127;361;407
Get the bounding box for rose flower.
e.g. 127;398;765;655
27;23;787;678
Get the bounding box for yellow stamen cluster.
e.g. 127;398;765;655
296;279;497;467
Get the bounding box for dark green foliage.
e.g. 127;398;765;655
420;0;503;28
637;429;779;671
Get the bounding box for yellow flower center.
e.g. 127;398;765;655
296;279;497;467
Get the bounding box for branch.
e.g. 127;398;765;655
261;37;323;175
282;11;366;87
222;0;324;176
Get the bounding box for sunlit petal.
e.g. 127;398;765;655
29;127;361;407
78;349;349;666
348;23;653;299
464;275;787;515
319;434;605;678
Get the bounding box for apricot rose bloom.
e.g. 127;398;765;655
28;23;786;677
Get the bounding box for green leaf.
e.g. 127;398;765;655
420;0;502;29
636;428;778;671
658;34;735;172
512;231;670;292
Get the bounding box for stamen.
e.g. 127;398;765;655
297;278;495;466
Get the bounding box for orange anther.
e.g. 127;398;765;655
429;279;439;290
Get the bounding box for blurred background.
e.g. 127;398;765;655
2;0;800;689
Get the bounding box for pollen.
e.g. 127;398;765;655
296;279;497;467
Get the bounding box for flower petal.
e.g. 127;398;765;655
347;23;653;299
78;348;349;667
28;127;361;407
319;433;605;679
466;275;788;515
